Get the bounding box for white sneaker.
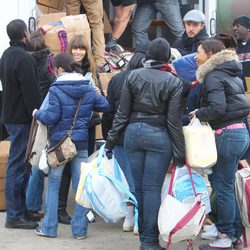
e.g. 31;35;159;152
208;232;233;248
201;224;218;240
203;224;216;232
123;206;134;232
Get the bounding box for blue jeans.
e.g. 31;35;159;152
40;150;89;237
124;122;172;247
114;145;135;193
26;167;45;212
132;0;184;47
4;123;30;220
213;128;249;238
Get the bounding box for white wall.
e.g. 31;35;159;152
0;0;36;57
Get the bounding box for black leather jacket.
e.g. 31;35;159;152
105;67;185;165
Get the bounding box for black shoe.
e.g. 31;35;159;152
5;217;39;229
25;211;44;222
58;210;71;225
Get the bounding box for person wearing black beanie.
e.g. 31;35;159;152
105;37;185;250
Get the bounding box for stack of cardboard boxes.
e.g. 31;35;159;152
0;141;10;211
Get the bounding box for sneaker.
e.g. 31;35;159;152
74;235;86;240
203;224;216;232
123;206;134;232
199;232;233;250
201;224;218;240
5;217;38;229
133;226;139;235
232;238;243;250
35;227;56;238
58;210;71;225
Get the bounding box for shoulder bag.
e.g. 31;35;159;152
47;98;82;168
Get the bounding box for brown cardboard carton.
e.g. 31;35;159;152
0;141;10;211
61;14;91;49
37;4;61;14
37;0;61;9
99;73;116;95
37;13;91;55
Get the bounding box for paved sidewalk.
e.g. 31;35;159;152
0;190;249;250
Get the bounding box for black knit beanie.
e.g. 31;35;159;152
145;38;171;62
233;15;250;29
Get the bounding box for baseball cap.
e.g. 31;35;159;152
183;10;206;23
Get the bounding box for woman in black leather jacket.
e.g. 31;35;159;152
105;38;185;250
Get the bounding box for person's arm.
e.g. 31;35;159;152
112;4;136;40
195;74;226;122
105;75;133;150
35;89;61;126
101;78;116;140
166;77;185;166
18;55;42;115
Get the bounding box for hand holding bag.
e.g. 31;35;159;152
47;99;81;168
183;117;217;168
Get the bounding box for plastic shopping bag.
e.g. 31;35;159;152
172;165;211;214
183;117;217;168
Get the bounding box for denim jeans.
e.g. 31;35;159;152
213;128;249;238
132;0;185;47
26;167;45;212
124;122;172;247
4;123;30;220
114;145;135;193
40;150;89;237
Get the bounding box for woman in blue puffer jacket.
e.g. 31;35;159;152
33;53;109;239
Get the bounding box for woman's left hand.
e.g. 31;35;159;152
188;110;196;120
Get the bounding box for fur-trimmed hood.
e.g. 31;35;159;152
196;50;241;83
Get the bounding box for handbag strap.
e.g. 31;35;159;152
68;98;82;136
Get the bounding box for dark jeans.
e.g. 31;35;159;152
4;123;30;220
213;128;249;238
124;122;172;247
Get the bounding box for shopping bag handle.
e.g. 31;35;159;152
167;162;197;196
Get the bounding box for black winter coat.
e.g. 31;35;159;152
196;50;250;130
30;48;55;100
105;67;185;165
0;41;42;124
237;38;250;91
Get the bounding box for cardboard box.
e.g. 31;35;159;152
37;0;61;9
99;73;116;95
37;4;62;14
0;141;10;211
37;13;91;55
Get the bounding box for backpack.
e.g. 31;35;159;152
235;167;250;228
158;164;206;250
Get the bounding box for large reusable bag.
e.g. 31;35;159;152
76;145;138;228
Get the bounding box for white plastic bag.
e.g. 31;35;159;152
38;149;49;174
183;117;217;168
76;145;138;226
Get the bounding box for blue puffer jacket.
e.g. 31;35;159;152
35;72;109;149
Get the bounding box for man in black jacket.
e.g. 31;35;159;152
173;9;209;56
233;15;250;92
0;19;42;229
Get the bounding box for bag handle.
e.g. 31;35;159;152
67;98;82;136
167;162;197;197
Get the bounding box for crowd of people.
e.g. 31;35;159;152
0;1;250;250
